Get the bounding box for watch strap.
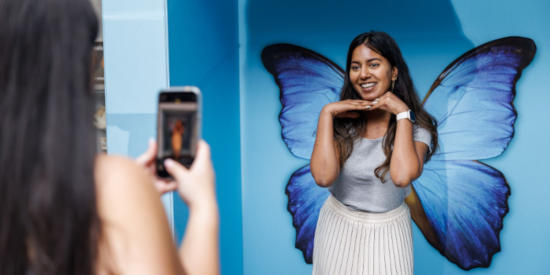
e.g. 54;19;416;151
396;110;411;121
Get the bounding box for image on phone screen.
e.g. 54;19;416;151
157;91;199;177
161;110;196;160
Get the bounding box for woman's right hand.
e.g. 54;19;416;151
164;140;217;210
165;141;220;275
322;99;372;118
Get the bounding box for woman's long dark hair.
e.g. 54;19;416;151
0;0;100;274
334;31;438;181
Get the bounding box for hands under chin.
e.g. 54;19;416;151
362;91;409;115
324;92;409;119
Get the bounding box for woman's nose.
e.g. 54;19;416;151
359;67;370;79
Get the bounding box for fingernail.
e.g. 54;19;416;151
164;159;174;168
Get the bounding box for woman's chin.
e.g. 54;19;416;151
358;91;383;101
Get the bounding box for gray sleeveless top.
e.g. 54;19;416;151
329;126;432;213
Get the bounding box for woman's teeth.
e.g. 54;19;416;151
361;83;375;88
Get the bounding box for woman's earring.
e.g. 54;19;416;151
390;80;395;92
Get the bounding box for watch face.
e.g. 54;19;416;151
409;110;416;123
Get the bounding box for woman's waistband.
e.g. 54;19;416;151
325;194;409;224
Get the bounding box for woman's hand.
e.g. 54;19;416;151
364;92;410;114
135;139;178;195
322;99;372;118
166;141;219;275
164;140;217;210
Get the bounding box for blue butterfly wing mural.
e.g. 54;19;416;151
262;45;344;262
262;44;344;160
410;37;536;270
261;37;536;270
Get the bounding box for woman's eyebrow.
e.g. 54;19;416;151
366;58;382;62
351;58;382;63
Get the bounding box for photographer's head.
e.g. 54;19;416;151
0;0;100;274
0;0;98;138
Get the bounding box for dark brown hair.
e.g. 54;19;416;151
0;0;100;274
334;31;438;181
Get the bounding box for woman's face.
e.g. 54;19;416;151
349;44;397;100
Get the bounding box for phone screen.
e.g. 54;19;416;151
156;88;200;177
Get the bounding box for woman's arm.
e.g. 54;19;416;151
135;140;219;274
366;92;428;187
310;100;371;187
310;107;339;187
389;120;429;187
96;155;186;275
96;141;219;275
164;141;219;275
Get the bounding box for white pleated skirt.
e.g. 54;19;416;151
312;195;413;275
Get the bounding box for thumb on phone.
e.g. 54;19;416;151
164;158;189;179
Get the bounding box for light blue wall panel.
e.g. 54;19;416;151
102;0;173;227
103;0;169;115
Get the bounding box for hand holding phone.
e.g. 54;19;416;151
156;87;201;178
163;140;217;209
135;139;178;195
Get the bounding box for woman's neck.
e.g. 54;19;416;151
363;110;391;139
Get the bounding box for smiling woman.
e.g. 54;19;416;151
309;31;438;275
349;45;398;102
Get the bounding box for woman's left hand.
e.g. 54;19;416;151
365;91;410;115
135;139;178;195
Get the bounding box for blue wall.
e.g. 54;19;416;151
167;1;243;275
239;0;550;274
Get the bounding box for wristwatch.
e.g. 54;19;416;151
396;109;416;123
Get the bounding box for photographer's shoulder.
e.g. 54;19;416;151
94;154;160;219
94;155;185;273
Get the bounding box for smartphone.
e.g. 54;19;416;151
156;86;201;178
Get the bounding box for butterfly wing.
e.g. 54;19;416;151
262;44;343;262
412;160;509;270
410;37;536;270
262;44;344;159
424;37;536;161
286;165;330;263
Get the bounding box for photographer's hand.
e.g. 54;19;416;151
164;140;219;275
135;139;178;195
164;140;217;210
